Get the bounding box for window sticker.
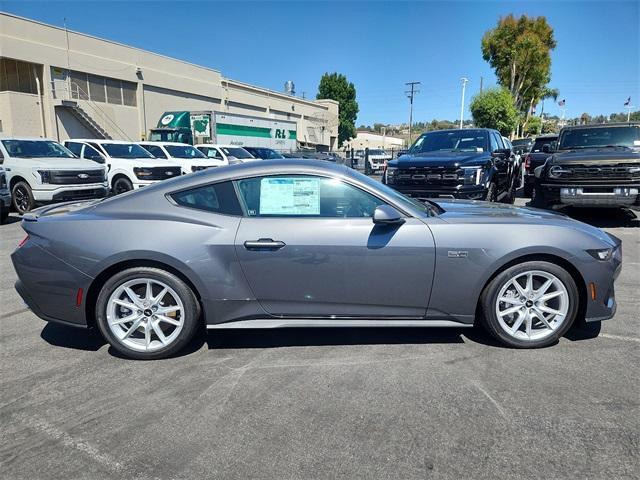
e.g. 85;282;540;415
260;178;320;215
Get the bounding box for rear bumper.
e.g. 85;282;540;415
389;184;488;200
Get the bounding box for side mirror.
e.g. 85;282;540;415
534;165;545;179
493;148;511;158
373;205;405;225
86;152;105;163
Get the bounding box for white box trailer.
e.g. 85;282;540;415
149;111;298;151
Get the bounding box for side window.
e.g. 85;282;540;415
489;132;501;152
235;175;386;218
66;142;82;157
207;148;222;159
144;145;166;158
84;144;103;160
170;181;242;215
89;142;105;155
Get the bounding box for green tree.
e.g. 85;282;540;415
470;88;519;136
525;116;542;136
537;86;559;117
316;73;358;146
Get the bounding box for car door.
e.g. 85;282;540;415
233;174;436;318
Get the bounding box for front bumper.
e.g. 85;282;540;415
582;239;622;322
539;183;640;209
389;183;488;200
33;184;108;202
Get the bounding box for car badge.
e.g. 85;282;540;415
78;173;89;179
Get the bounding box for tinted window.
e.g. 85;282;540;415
171;181;242;215
531;137;557;152
489;132;502;151
200;147;222;159
100;143;154;159
220;147;253;159
65;142;83;156
411;130;488;153
245;147;284;159
1;140;74;158
236;175;386;218
142;145;167;158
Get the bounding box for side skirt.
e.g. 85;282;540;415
207;319;474;329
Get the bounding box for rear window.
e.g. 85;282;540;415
170;181;242;215
532;137;557;152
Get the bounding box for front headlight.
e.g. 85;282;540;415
37;170;51;184
586;248;613;261
461;166;482;185
133;167;154;179
191;165;209;173
385;166;398;183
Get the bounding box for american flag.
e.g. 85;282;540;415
624;97;631;106
558;99;566;107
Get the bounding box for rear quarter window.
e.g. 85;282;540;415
170;181;242;216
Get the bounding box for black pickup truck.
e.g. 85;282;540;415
382;128;518;202
530;123;640;210
522;134;558;197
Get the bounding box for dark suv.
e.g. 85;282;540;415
382;128;518;202
531;123;640;210
523;134;558;197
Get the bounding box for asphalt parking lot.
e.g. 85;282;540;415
1;200;639;480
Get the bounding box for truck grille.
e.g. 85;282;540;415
397;166;462;184
550;163;640;181
49;170;106;185
134;166;182;180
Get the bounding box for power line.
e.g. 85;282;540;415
405;81;421;144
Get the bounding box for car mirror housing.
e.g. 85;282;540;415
534;165;546;179
373;205;405;225
493;148;511;158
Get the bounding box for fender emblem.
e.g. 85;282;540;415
448;251;468;258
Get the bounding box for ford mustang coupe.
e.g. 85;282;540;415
12;160;621;359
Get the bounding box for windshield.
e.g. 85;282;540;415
2;140;75;158
221;147;254;159
247;148;284;159
101;143;155;159
558;126;640;150
410;130;488;153
368;149;386;156
164;145;206;159
512;139;531;146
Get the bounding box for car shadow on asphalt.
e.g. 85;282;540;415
561;207;639;228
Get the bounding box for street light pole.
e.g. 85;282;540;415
459;77;469;129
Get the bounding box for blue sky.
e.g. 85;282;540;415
3;1;639;125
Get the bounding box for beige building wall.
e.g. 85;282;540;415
0;91;44;137
0;13;338;149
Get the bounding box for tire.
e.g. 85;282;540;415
484;181;498;202
480;261;579;348
95;267;200;360
12;181;35;215
112;176;133;195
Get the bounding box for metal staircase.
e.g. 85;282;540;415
59;99;113;139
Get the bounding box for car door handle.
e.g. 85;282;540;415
244;239;286;250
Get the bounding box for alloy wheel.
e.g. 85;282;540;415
14;187;30;213
495;270;569;341
106;278;184;352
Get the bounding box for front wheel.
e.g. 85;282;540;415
12;181;35;214
112;176;133;195
95;267;200;359
480;261;579;348
484;181;498;202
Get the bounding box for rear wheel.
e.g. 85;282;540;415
481;261;579;348
12;181;35;214
95;267;200;359
112;176;133;195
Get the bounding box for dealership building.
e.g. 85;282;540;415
0;13;339;150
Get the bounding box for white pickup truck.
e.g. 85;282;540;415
0;137;108;214
138;141;222;173
195;144;257;164
364;149;392;174
65;139;182;194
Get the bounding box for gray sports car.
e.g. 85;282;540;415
12;160;621;359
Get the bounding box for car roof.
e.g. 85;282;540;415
0;136;59;142
196;144;248;148
69;139;138;144
139;141;191;146
535;134;558;139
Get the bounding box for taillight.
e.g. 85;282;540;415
18;235;29;248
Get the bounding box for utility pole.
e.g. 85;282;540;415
459;77;469;129
405;81;420;145
479;76;483;94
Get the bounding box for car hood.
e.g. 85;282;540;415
551;148;640;165
390;151;488;168
107;157;181;168
432;199;615;246
12;157;104;170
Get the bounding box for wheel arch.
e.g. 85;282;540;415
110;172;132;188
9;175;29;190
85;259;205;328
474;253;587;326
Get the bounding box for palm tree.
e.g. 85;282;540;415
539;87;559;118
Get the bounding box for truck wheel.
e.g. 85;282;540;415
485;181;498;202
112;177;133;195
12;181;35;215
